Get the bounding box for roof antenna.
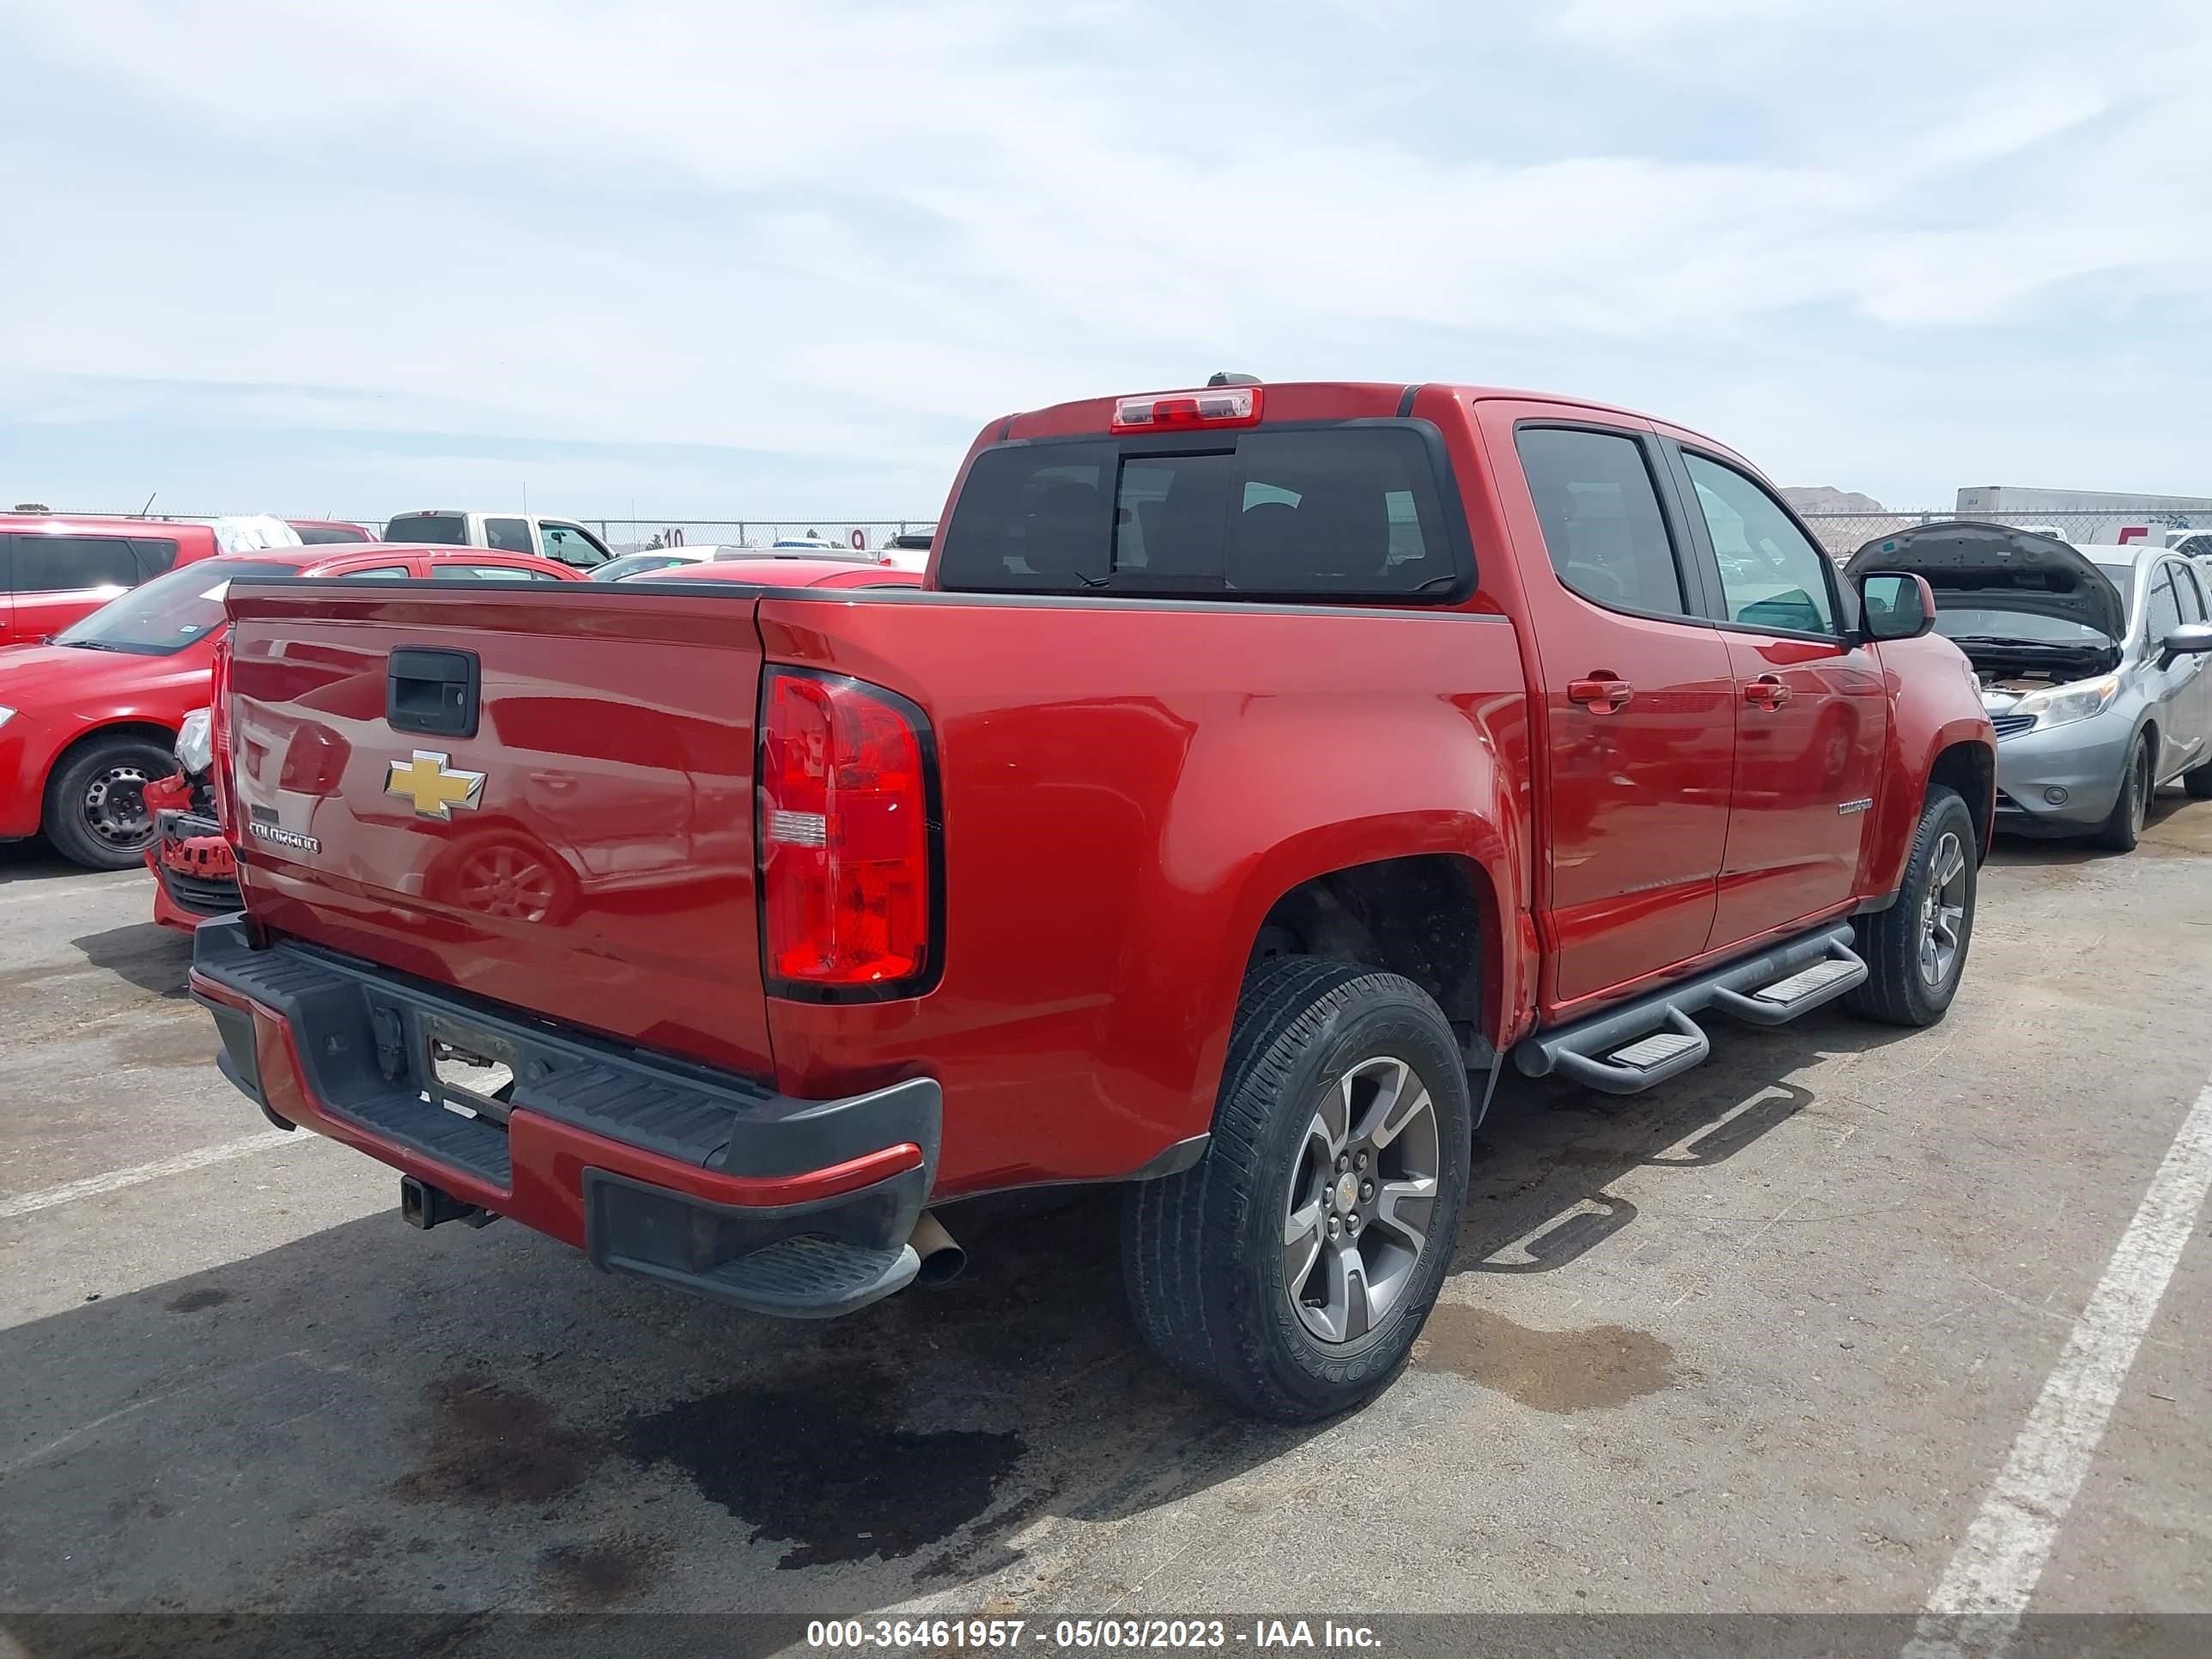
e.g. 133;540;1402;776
1207;371;1261;386
137;491;157;517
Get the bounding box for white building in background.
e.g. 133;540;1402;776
1956;485;2212;514
1954;485;2212;544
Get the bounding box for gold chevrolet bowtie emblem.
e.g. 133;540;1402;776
385;750;486;820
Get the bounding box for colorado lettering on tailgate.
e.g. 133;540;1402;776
190;378;1995;1421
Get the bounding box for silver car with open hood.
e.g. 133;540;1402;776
1846;524;2212;849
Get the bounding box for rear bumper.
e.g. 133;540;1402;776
188;917;941;1318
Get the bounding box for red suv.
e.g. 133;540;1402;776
1;515;222;647
3;544;577;872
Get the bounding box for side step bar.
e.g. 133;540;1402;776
1512;923;1867;1096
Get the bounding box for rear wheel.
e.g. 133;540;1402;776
2091;733;2154;852
1121;956;1471;1421
42;734;174;871
1846;786;1977;1027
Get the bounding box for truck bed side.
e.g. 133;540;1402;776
752;589;1532;1195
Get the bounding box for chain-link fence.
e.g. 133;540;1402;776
581;520;938;554
46;505;2212;563
1802;509;2212;560
39;513;942;556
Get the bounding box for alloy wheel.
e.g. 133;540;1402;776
1282;1054;1441;1344
1917;830;1968;988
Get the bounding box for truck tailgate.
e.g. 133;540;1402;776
222;581;775;1075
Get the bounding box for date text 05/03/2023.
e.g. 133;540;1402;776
805;1618;1382;1651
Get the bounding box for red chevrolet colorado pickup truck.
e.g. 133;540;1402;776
191;380;1994;1419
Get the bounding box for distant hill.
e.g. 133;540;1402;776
1783;486;1886;514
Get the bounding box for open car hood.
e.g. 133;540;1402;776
1844;521;2127;642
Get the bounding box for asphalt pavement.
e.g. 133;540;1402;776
1;805;2208;1651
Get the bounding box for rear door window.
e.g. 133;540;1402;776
8;533;141;592
337;565;411;580
483;517;535;553
431;562;546;581
383;514;469;545
1514;428;1688;617
936;426;1465;600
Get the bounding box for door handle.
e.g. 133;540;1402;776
1742;675;1792;710
1567;676;1634;714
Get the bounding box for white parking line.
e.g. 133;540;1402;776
0;873;146;906
0;1129;302;1221
1903;1079;2212;1659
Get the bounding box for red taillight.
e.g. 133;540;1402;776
1109;384;1262;432
758;670;936;994
209;633;239;845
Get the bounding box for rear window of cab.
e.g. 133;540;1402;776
936;424;1470;601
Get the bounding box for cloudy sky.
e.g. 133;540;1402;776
1;0;2206;522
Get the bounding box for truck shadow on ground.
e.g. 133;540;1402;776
1450;1006;1923;1285
0;1176;1323;1626
0;1005;1925;1629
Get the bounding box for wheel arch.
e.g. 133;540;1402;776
1243;851;1504;1054
41;719;181;801
1925;738;1995;860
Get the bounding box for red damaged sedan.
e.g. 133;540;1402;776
0;544;577;882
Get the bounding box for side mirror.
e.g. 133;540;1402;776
1856;570;1936;642
2158;623;2212;670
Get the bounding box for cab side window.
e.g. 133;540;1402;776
483;517;534;553
1683;453;1837;636
1515;428;1689;617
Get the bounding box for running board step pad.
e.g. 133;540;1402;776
1607;1031;1703;1070
1755;957;1862;1005
1510;924;1869;1095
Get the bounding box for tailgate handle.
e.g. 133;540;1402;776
387;647;481;738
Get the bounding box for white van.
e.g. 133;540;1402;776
380;511;614;571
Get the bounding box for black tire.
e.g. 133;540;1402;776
1121;956;1472;1421
1845;786;1978;1028
2091;732;2153;852
41;733;175;871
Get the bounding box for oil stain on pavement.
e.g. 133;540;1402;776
392;1376;608;1507
1413;1304;1676;1411
537;1535;673;1607
624;1364;1024;1570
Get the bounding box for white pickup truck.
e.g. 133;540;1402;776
380;511;614;572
